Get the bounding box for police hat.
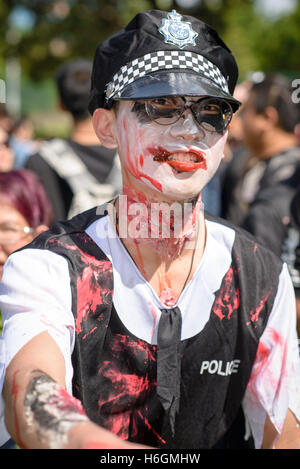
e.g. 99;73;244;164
89;9;241;114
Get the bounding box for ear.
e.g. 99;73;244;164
92;108;118;149
263;106;279;128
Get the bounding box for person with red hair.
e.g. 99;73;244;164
0;169;53;278
0;169;53;447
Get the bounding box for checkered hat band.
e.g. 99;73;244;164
105;50;229;100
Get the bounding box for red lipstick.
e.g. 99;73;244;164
148;146;207;172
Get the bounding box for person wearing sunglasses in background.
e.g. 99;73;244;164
0;10;300;450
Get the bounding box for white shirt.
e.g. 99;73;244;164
0;215;300;448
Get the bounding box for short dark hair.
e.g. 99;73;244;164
250;74;299;132
55;59;92;121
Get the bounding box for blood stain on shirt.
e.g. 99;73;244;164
212;266;240;321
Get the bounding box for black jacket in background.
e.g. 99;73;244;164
26;139;118;222
224;146;300;257
283;184;300;291
242;168;300;257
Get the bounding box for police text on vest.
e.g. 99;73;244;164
199;359;240;376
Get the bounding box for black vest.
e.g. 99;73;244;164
26;207;282;448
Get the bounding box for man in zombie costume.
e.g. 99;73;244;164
0;10;300;450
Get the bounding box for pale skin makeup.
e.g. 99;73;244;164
114;98;227;202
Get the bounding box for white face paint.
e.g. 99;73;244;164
114;99;228;201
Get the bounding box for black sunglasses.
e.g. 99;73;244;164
143;96;233;134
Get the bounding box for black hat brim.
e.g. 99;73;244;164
114;71;241;112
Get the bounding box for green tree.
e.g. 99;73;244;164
1;0;157;81
1;0;299;83
252;2;300;74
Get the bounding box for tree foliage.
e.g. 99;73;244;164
1;0;300;83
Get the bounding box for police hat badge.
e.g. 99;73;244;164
158;10;198;49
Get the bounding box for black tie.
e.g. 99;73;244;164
156;306;182;436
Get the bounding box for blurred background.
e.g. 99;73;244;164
0;0;299;138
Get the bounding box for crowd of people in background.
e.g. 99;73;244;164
0;62;299;323
0;0;300;449
221;73;300;331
